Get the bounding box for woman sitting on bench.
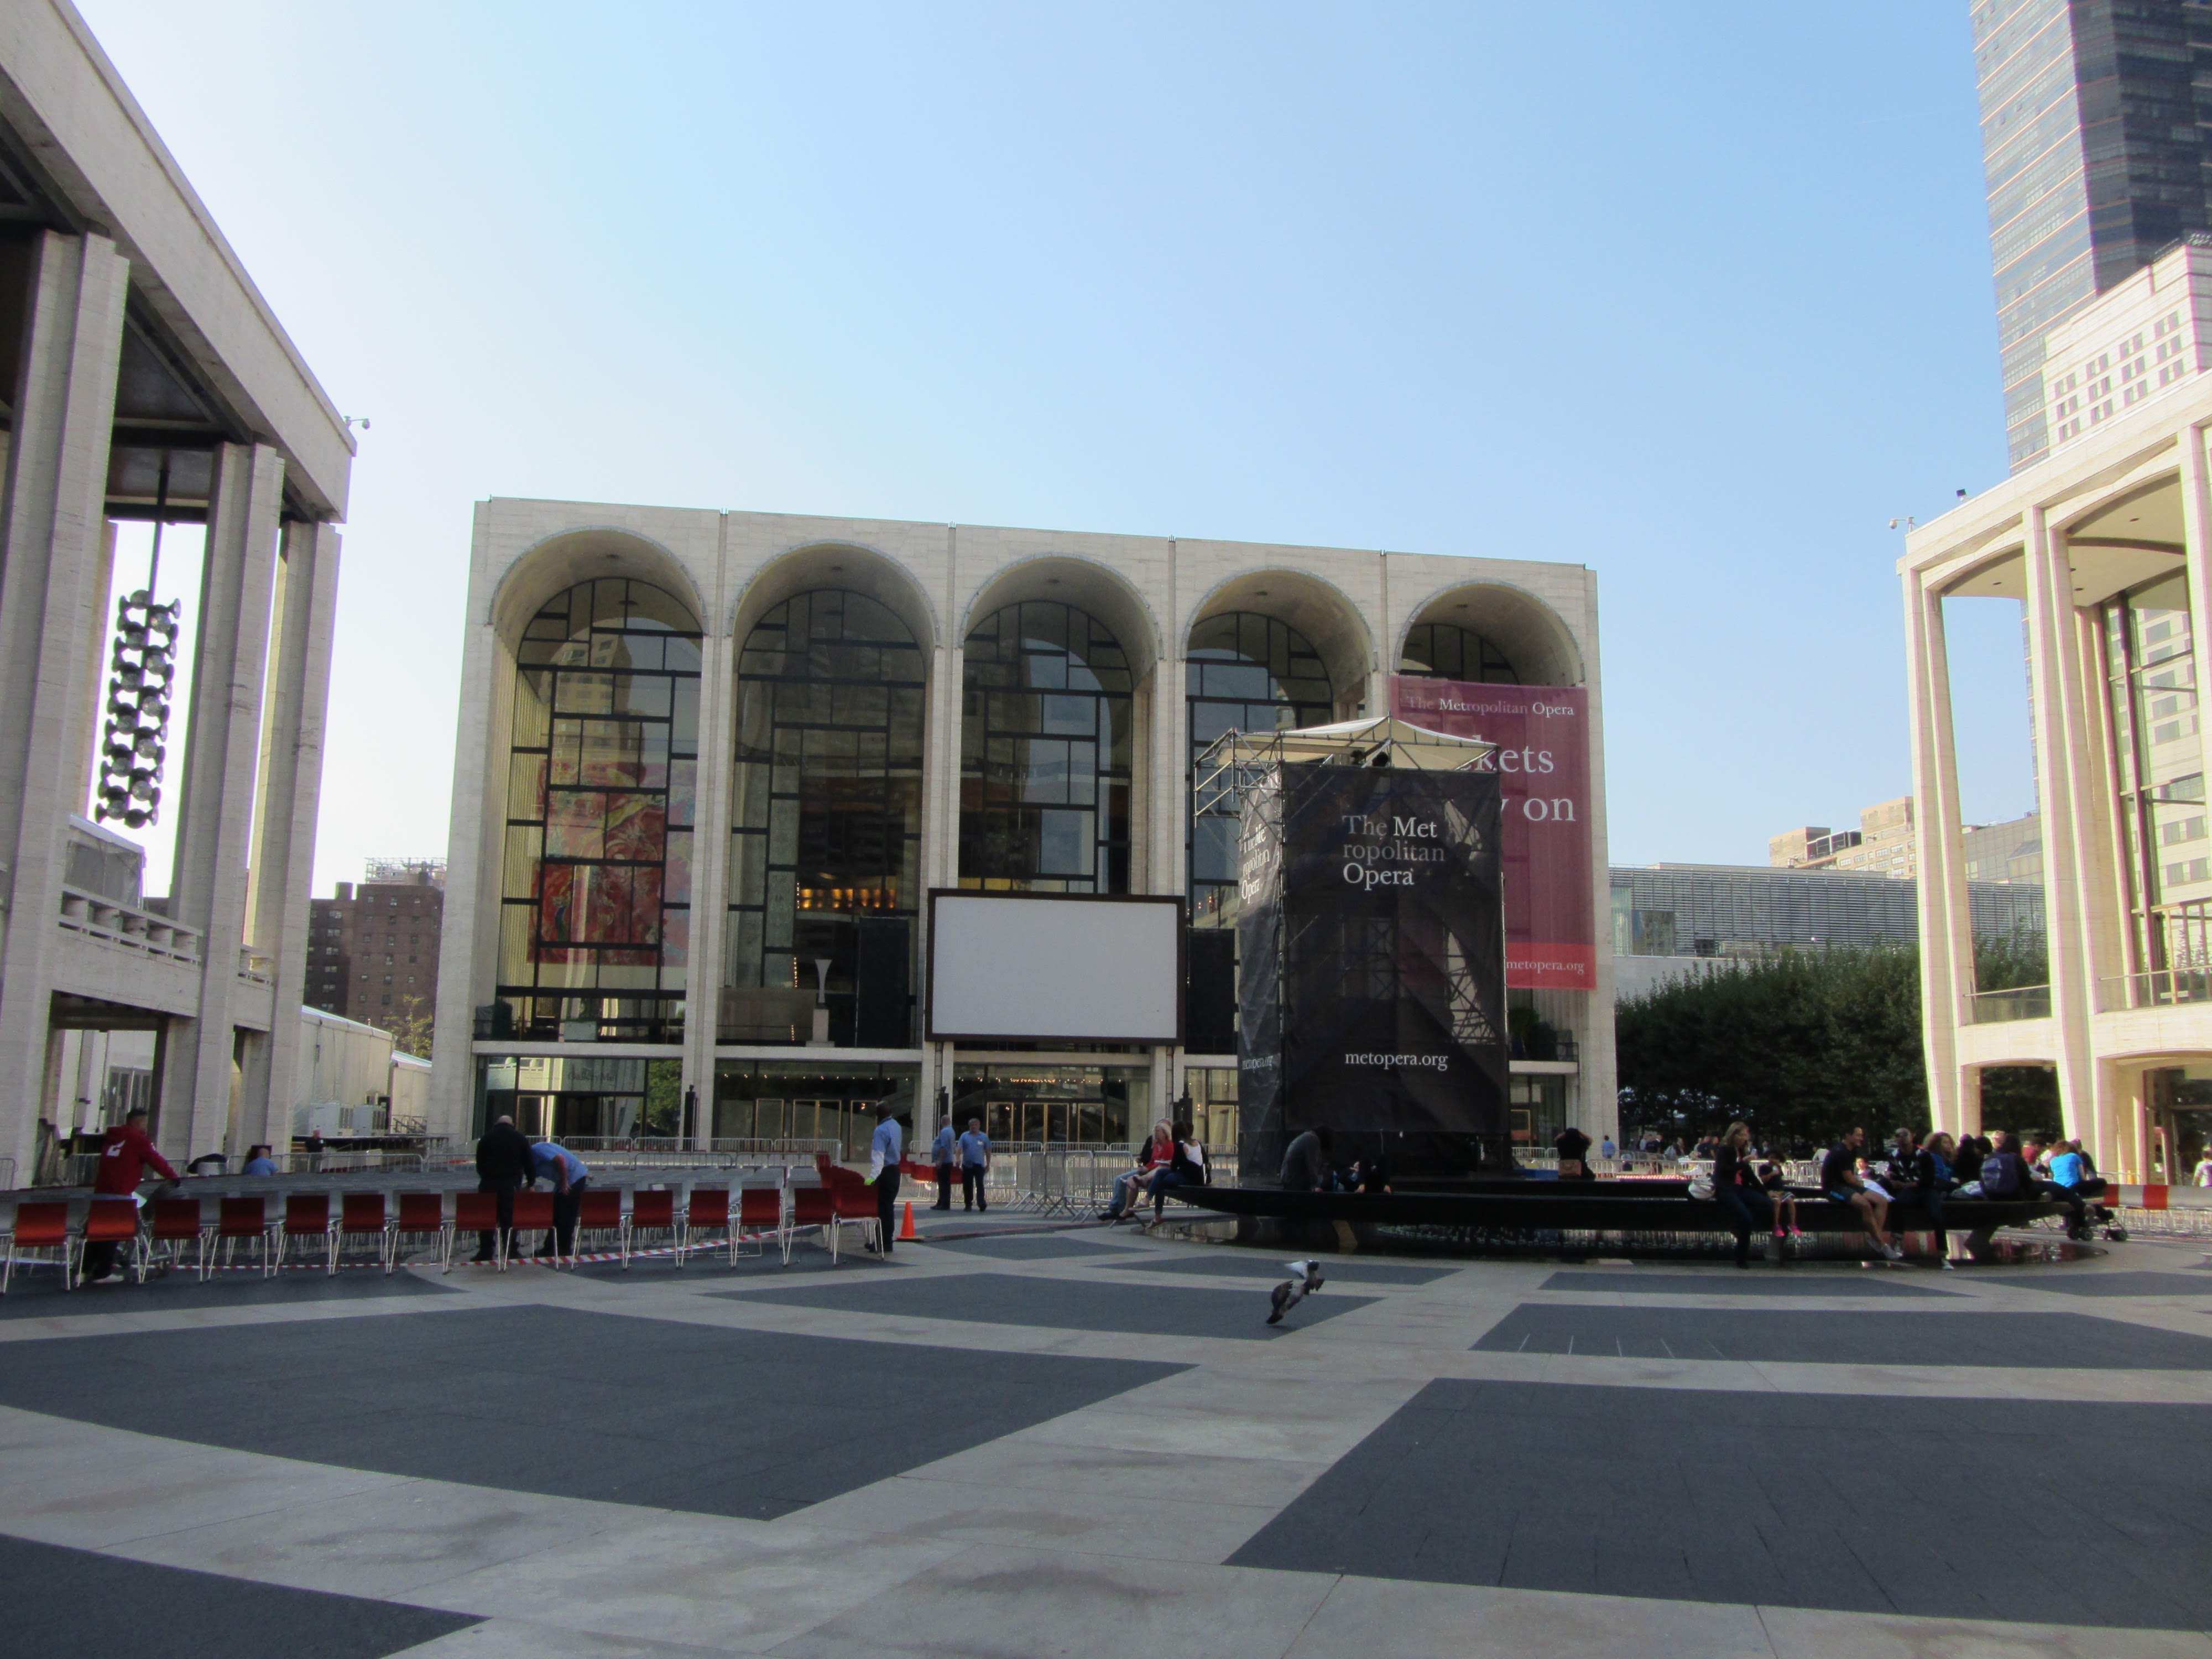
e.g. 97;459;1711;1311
1712;1121;1778;1269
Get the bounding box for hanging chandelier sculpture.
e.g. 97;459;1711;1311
95;585;181;829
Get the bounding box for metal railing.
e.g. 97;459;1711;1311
552;1136;841;1169
2098;968;2212;1011
1965;983;2052;1023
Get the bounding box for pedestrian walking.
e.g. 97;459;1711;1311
472;1113;534;1263
869;1099;906;1256
958;1118;990;1211
931;1116;957;1210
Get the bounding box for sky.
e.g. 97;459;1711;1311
72;1;2030;893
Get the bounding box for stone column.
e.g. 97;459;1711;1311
431;507;504;1146
1903;568;1976;1139
236;520;341;1152
63;520;118;819
2021;506;2104;1155
684;628;736;1146
2180;424;2212;839
159;442;285;1162
0;231;129;1178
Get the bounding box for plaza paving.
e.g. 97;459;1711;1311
3;1218;2211;1657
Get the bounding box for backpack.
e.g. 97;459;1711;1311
1979;1152;2020;1198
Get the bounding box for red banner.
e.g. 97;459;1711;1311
1389;678;1595;990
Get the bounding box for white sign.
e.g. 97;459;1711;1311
929;893;1182;1042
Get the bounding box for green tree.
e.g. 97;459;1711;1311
1616;936;2059;1149
378;995;434;1061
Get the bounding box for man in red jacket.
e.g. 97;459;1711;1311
83;1107;177;1284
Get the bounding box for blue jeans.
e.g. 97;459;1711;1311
1144;1168;1190;1215
1714;1183;1774;1263
1104;1169;1145;1217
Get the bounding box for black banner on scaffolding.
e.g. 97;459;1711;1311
1237;761;1507;1185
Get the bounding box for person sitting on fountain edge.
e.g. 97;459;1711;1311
1280;1125;1334;1191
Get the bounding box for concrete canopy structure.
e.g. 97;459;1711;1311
0;2;352;1176
436;500;1612;1157
1903;372;2212;1181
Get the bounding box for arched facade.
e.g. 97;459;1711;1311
1185;611;1333;924
959;597;1133;893
1399;580;1586;688
725;589;926;1046
437;502;1614;1157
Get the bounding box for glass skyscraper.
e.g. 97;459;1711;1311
1975;0;2212;469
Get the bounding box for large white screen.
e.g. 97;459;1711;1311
929;894;1182;1042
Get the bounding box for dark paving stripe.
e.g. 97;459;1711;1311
0;1265;455;1319
1971;1270;2212;1298
1230;1378;2212;1629
0;1531;476;1657
1473;1303;2212;1367
719;1269;1374;1338
0;1303;1180;1521
1537;1270;1957;1298
1099;1251;1455;1285
928;1234;1133;1260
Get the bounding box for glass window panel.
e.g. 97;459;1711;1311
508;753;547;822
502;827;542;899
498;577;697;1042
513;672;554;748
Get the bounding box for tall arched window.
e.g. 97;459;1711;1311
499;578;701;1043
961;599;1131;892
1187;612;1332;922
726;590;926;1044
1400;621;1518;683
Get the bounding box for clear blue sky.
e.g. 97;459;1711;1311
76;2;2028;891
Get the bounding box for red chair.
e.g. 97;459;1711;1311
395;1191;448;1270
831;1183;881;1260
737;1185;787;1263
790;1185;838;1261
212;1196;276;1277
450;1191;498;1271
337;1192;391;1274
2;1201;72;1293
278;1192;334;1272
680;1187;733;1267
510;1191;555;1265
142;1197;210;1282
575;1188;625;1265
79;1198;143;1287
627;1189;675;1267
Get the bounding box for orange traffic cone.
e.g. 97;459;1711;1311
899;1200;918;1241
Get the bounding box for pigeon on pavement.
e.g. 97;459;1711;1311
1267;1258;1326;1324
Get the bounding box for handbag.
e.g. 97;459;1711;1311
1687;1169;1715;1201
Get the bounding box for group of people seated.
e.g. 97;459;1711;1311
1736;1121;2111;1266
1098;1120;1210;1223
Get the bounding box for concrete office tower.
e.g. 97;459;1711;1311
435;503;1613;1157
0;4;353;1177
2042;234;2212;454
1976;1;2212;471
1902;371;2212;1182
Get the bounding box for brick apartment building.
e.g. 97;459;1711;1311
307;860;446;1037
